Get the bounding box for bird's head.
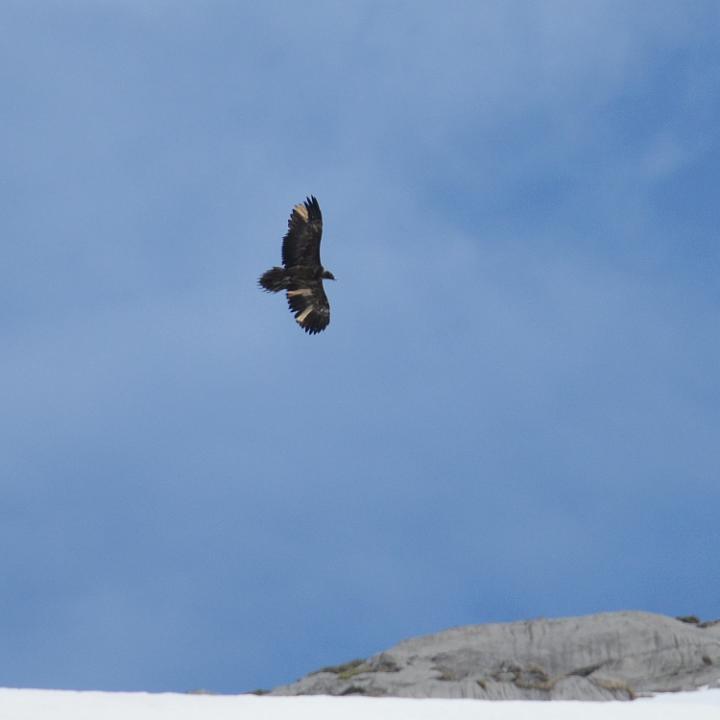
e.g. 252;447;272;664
322;270;336;281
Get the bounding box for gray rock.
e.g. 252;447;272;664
271;611;720;700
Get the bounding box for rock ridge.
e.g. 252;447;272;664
270;611;720;701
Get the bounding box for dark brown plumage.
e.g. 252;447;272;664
259;196;335;334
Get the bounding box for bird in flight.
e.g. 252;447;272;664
259;196;335;334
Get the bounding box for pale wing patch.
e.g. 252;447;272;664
296;306;314;324
287;288;313;297
293;203;309;221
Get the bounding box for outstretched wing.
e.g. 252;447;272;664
282;196;323;268
286;280;330;335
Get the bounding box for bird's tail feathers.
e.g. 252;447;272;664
259;267;289;292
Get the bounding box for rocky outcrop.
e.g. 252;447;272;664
271;612;720;700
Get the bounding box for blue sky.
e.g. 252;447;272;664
2;0;720;694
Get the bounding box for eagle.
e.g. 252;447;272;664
259;196;335;334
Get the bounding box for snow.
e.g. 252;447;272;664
1;688;719;720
